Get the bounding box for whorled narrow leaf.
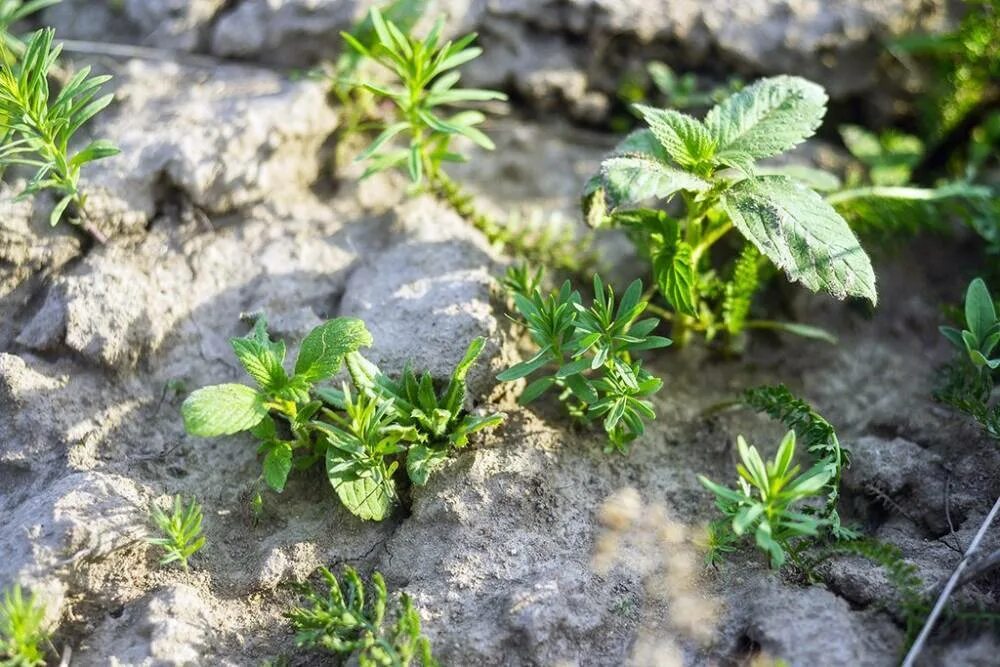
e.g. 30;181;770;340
720;175;877;305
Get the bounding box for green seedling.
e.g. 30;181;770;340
147;495;206;571
0;1;60;61
343;8;589;273
699;430;832;568
743;384;855;538
287;566;438;667
585;75;876;348
0;585;47;667
343;6;506;185
937;277;1000;440
0;28;119;240
941;277;1000;372
182;316;503;521
699;519;739;568
499;268;670;453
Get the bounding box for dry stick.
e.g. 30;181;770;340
901;494;1000;667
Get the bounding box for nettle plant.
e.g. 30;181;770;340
584;75;878;348
498;267;670;453
182;316;503;521
938;277;1000;440
288;565;437;666
699;430;832;569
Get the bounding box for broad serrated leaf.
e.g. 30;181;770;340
600;156;710;210
720;175;877;305
706;76;827;164
231;337;287;391
295;318;373;383
634;104;715;168
182;384;267;436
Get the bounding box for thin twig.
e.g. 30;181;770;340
901;495;1000;667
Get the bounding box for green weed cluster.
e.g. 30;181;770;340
0;28;118;238
499;268;670;452
182;316;503;521
0;585;47;667
288;565;437;666
147;495;207;571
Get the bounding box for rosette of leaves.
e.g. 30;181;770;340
0;28;119;239
584;75;877;348
498;268;671;453
181;316;502;521
288;565;438;667
699;430;832;568
340;337;504;486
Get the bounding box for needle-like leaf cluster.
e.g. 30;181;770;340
498;268;670;452
287;566;438;667
0;584;47;667
147;495;207;571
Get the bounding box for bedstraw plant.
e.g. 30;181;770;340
699;431;832;568
0;1;60;62
0;28;118;240
498;267;670;453
584;75;878;349
181;316;503;521
0;584;47;667
288;565;437;666
147;495;207;571
342;7;588;273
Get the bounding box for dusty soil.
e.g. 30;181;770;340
2;14;1000;667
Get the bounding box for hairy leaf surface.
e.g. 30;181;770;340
295;318;373;383
721;176;877;304
601;156;709;210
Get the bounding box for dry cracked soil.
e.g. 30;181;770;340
2;3;1000;666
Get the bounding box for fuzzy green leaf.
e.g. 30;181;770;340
706;76;827;165
634;104;716;168
720;175;877;305
326;452;394;522
405;444;449;486
600;156;710;210
295;318;373;384
182;384;267;437
652;237;698;317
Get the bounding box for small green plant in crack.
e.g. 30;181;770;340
498;267;671;453
287;565;438;666
0;584;47;667
182;316;503;521
0;28;119;240
699;430;832;568
937;277;1000;440
147;495;207;571
584;75;877;350
342;7;590;273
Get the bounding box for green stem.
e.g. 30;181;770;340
825;185;951;206
691;220;733;265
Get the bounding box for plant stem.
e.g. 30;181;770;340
75;204;107;244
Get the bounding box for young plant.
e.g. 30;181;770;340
0;28;119;240
181;316;503;521
698;430;832;568
0;584;48;667
743;384;854;538
0;0;60;61
498;268;670;453
937;277;1000;440
584;75;877;348
287;566;438;667
147;495;207;571
342;8;589;273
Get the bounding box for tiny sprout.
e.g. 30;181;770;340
147;495;206;571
